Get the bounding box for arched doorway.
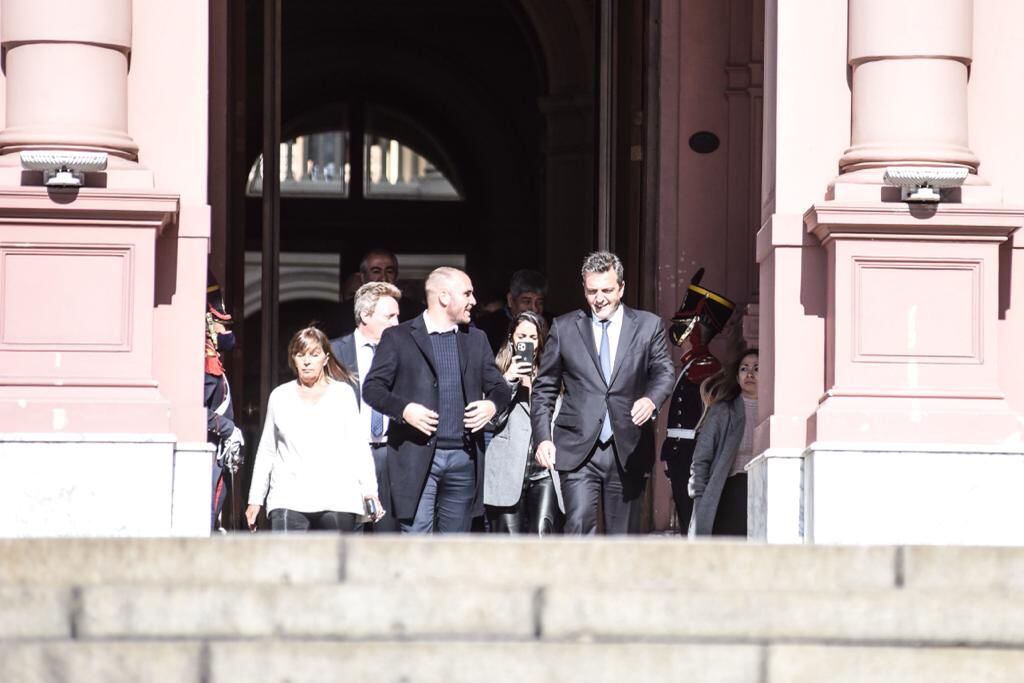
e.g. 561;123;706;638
207;0;681;530
211;0;600;418
207;0;603;525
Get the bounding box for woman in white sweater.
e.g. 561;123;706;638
245;326;384;532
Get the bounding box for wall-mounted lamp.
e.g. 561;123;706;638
20;150;108;187
882;166;968;202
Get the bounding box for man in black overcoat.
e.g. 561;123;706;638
363;267;511;533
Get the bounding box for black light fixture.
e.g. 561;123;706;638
688;131;720;154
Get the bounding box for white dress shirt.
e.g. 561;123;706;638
591;304;624;373
422;310;459;335
248;379;377;515
354;328;388;443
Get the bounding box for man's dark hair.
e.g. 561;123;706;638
359;248;399;277
508;269;547;298
580;251;624;284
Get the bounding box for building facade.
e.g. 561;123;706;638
0;0;1021;542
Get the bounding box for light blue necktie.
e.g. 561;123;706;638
367;343;384;439
598;319;613;443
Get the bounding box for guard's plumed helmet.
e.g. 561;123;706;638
669;268;734;346
207;271;232;323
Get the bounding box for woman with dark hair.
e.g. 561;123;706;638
688;348;758;537
484;310;563;535
245;326;384;533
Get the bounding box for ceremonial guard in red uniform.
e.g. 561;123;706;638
205;277;244;531
661;269;734;531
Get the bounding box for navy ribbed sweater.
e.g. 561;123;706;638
429;331;465;448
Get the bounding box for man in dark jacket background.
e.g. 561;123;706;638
475;268;548;353
331;280;403;532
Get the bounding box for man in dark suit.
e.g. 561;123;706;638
330;281;403;532
363;267;511;533
475;268;548;353
323;248;423;339
531;251;674;534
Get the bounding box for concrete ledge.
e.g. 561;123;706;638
0;537;900;591
805;447;1024;545
0;537;343;584
0;440;177;537
543;588;1024;645
0;538;1023;680
78;584;535;639
0;586;71;639
208;641;763;682
0;642;202;683
767;644;1024;683
344;537;897;590
902;546;1024;590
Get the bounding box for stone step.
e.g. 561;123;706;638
5;536;1024;590
7;579;1024;646
4;538;1024;681
0;536;904;589
2;641;1023;683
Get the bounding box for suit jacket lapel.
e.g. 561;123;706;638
575;311;606;386
340;336;361;405
410;317;437;374
608;306;638;388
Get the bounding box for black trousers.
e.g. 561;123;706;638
268;509;358;533
361;444;398;533
561;439;645;535
711;473;747;537
487;476;564;536
211;461;229;530
661;437;696;532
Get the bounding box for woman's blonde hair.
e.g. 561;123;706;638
696;348;758;430
286;326;355;384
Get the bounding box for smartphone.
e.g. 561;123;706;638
364;498;378;518
513;340;535;366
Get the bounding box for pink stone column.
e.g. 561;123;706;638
839;0;977;177
812;0;1022;446
785;0;1024;545
0;1;209;537
0;0;138;158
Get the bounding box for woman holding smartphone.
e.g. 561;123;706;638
245;326;384;533
688;348;758;536
484;310;563;535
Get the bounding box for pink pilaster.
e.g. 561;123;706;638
0;0;138;157
800;0;1024;544
813;0;1023;445
839;0;976;177
754;0;1024;544
0;2;210;536
0;0;153;187
0;189;178;432
806;203;1023;445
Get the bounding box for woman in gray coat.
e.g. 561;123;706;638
484;311;563;535
689;349;758;536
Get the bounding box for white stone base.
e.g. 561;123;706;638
0;434;212;537
805;442;1024;545
747;448;805;543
